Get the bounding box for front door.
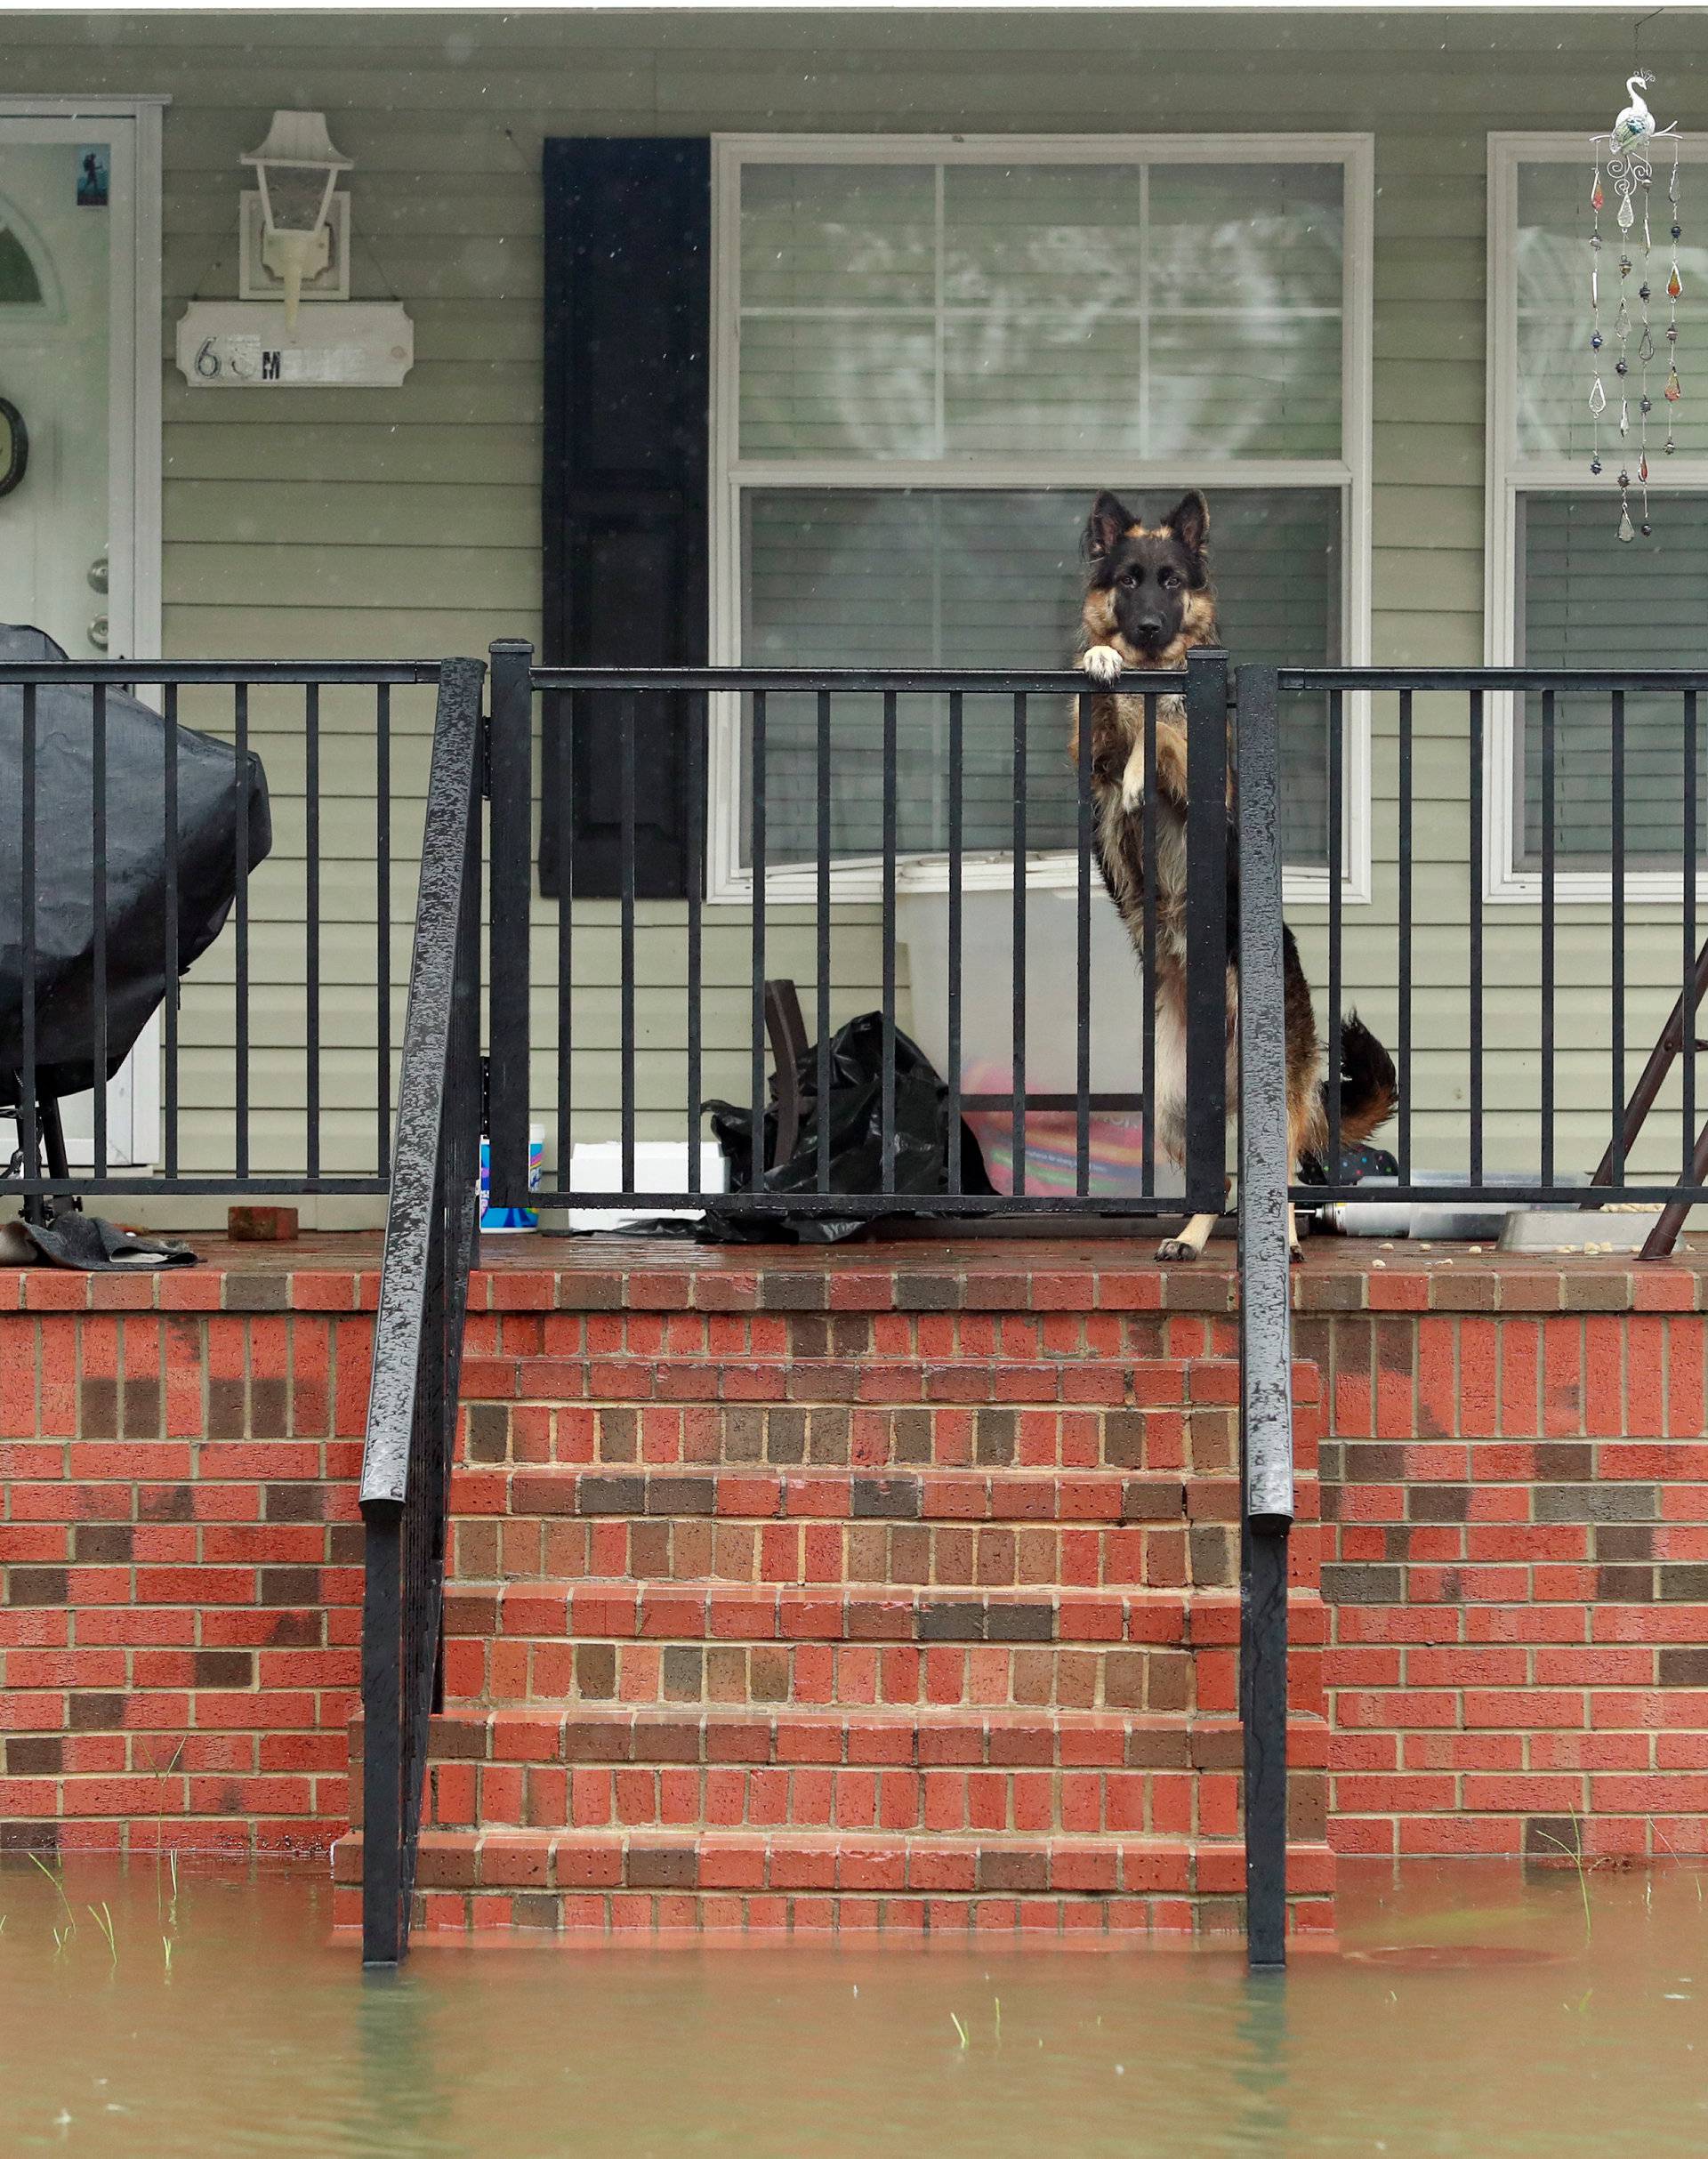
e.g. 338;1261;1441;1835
0;113;156;1168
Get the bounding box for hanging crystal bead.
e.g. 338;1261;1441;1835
1620;399;1631;436
1619;504;1636;543
1640;326;1655;363
1619;192;1635;230
1591;331;1604;350
1640;455;1649;481
1592;181;1604;210
1590;376;1607;415
1591;458;1603;474
1641;521;1653;536
1666;367;1683;402
1669;265;1684;298
1616;299;1631;335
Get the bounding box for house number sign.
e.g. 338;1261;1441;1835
175;302;414;388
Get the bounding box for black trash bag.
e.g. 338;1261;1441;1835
0;625;272;1102
700;1011;995;1245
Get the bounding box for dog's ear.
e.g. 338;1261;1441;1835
1084;491;1136;564
1158;490;1210;555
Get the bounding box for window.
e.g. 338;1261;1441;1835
711;137;1374;899
1490;136;1708;894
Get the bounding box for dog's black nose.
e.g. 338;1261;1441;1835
1137;616;1164;640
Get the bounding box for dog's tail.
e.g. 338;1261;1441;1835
1329;1011;1398;1148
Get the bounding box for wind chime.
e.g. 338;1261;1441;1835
1590;73;1683;540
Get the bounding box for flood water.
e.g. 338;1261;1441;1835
3;1857;1705;2156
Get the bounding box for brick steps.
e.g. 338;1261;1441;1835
439;1579;1333;1715
450;1463;1241;1523
461;1358;1243;1411
334;1255;1334;1937
330;1824;1338;1936
463;1397;1241;1473
398;1704;1329;1839
445;1461;1263;1591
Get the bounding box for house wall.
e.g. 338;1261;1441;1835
7;9;1708;1219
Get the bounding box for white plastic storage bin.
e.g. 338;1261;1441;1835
898;887;1182;1200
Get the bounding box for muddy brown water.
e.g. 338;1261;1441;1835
3;1857;1705;2156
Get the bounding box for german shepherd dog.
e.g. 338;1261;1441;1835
1075;487;1397;1261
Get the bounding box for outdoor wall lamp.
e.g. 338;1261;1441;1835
241;110;351;334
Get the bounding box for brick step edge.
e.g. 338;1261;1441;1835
449;1465;1288;1526
442;1580;1329;1646
360;1704;1331;1771
330;1824;1336;1904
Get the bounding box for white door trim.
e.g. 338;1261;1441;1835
0;94;165;663
0;96;165;1167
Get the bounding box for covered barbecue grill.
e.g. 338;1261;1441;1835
0;623;271;1117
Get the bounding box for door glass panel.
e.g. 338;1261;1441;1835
0;141;111;657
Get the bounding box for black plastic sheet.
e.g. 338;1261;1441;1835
0;625;272;1103
702;1011;994;1244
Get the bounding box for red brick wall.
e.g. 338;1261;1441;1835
0;1269;373;1855
6;1251;1707;1880
1304;1268;1708;1862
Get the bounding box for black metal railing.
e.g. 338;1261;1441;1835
355;657;486;1967
1266;666;1708;1259
0;657;442;1204
484;647;1235;1222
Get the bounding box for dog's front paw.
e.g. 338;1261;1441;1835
1120;757;1146;815
1155;1237;1199;1263
1081;644;1124;687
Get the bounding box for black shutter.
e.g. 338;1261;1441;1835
540;138;710;899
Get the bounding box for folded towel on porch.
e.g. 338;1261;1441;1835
0;1212;198;1270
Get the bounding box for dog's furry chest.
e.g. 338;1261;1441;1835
1084;690;1191;965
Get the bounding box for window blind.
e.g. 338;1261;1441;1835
1520;489;1708;867
744;487;1341;867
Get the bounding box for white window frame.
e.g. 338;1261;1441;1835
1486;131;1708;906
707;132;1375;907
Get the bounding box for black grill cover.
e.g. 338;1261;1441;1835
0;625;272;1103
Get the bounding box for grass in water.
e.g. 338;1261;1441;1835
950;2014;970;2050
1533;1826;1593;1944
87;1902;118;1967
162;1935;174;1978
28;1853;77;1938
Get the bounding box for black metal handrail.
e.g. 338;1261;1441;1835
356;657;487;1969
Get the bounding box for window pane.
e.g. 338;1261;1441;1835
1519;490;1708;868
741;157;1345;463
742;487;1340;867
1515;161;1708;461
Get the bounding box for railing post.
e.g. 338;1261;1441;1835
359;1505;402;1967
487;640;534;1207
1235;664;1294;1973
1185;647;1230;1214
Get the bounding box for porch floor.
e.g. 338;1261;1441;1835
11;1221;1707;1313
